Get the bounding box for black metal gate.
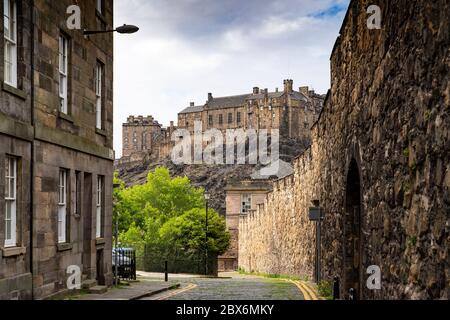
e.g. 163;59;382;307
113;248;137;282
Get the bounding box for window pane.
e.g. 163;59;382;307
5;201;11;240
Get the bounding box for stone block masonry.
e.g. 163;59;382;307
239;0;450;300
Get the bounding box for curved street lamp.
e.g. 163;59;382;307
204;191;211;276
84;24;139;36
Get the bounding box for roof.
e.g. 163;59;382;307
179;89;323;114
206;94;249;109
179;105;204;114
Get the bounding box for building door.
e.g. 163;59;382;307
83;173;93;278
343;159;362;299
96;249;105;285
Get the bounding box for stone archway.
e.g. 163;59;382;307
343;159;362;299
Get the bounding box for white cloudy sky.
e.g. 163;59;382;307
113;0;350;157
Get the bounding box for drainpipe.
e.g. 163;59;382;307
29;0;35;300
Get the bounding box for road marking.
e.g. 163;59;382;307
288;280;312;300
298;281;319;300
155;283;197;300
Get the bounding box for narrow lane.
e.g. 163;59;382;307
143;273;305;300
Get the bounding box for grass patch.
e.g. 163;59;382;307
238;269;309;282
318;280;333;300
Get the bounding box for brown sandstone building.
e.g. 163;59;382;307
122;79;324;162
218;181;272;272
0;0;114;300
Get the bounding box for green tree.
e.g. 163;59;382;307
114;167;230;273
159;208;230;256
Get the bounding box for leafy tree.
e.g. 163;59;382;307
113;167;230;273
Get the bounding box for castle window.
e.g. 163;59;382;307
219;114;223;125
237;112;241;124
209;115;213;126
241;194;252;214
228;113;233;124
4;0;17;87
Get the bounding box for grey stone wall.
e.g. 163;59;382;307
239;0;449;300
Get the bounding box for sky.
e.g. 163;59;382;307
113;0;350;158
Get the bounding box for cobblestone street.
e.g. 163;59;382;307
141;273;306;300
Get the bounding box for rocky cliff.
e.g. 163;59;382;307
116;137;310;215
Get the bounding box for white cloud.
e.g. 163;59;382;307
113;0;349;158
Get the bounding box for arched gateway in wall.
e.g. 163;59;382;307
343;159;363;299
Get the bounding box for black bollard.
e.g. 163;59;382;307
333;277;340;300
349;288;357;301
165;261;168;282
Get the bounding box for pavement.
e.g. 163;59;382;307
74;278;180;300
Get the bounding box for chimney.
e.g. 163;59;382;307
275;88;279;93
283;79;293;93
299;86;309;96
264;88;268;97
190;102;195;107
253;87;260;94
127;116;135;123
208;93;213;102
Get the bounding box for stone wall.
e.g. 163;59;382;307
239;0;449;300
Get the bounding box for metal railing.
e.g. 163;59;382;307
113;248;137;282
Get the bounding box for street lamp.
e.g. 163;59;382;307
83;24;139;36
204;191;211;276
113;182;121;287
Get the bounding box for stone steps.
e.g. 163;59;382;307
87;285;108;294
81;279;98;290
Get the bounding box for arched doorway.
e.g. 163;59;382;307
343;159;362;299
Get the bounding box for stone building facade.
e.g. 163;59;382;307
218;181;272;272
178;80;324;139
0;0;33;300
0;0;114;300
121;80;324;164
120;116;177;163
239;0;449;300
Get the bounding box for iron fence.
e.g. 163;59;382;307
113;248;137;282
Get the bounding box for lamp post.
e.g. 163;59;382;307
83;24;139;36
113;182;121;287
204;191;211;276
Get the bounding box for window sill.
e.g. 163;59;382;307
57;243;73;252
2;246;27;258
96;238;106;246
58;111;74;123
2;82;27;100
95;128;107;137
